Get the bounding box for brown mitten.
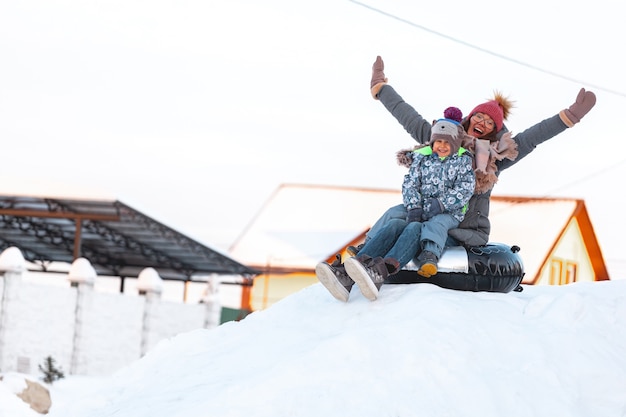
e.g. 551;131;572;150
561;88;596;127
370;56;388;99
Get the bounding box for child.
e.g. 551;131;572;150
316;107;475;302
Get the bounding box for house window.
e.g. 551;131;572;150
549;258;578;285
565;262;577;284
549;259;562;285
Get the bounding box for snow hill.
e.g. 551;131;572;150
48;280;626;417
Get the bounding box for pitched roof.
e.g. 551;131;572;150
229;184;608;282
229;184;401;272
0;195;258;281
488;196;608;283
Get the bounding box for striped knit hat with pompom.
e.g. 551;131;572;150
430;106;465;156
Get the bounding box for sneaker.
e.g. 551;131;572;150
315;254;354;302
344;255;389;301
416;250;438;278
346;243;364;257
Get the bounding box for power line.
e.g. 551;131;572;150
350;0;626;208
349;0;626;98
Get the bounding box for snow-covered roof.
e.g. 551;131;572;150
488;198;575;282
229;184;401;270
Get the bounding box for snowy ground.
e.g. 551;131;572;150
2;279;626;417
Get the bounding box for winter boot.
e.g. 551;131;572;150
346;243;364;257
315;254;354;302
415;250;438;278
383;257;401;275
344;255;389;301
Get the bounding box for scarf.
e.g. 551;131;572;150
462;131;518;194
397;132;519;195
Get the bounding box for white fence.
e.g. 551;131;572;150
0;247;221;377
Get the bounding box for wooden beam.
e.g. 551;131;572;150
0;208;119;221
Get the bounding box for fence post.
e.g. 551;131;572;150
137;268;162;356
0;247;26;372
67;257;96;375
202;274;222;329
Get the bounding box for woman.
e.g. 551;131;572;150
366;55;596;248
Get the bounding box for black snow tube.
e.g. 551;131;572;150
385;243;525;293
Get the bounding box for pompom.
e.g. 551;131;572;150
443;106;463;123
491;90;515;120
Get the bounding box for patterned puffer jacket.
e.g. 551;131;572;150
402;146;475;222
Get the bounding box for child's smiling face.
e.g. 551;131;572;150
432;139;451;157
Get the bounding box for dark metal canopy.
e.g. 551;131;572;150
0;195;258;281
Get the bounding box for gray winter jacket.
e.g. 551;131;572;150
378;85;569;247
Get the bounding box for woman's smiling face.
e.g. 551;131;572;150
468;113;495;138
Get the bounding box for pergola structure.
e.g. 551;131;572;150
0;195;258;291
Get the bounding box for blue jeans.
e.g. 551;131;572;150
366;204;460;248
366;204;406;241
358;218;422;268
419;213;460;257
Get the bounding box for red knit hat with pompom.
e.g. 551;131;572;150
469;91;514;132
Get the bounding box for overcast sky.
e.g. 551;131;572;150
1;0;625;276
